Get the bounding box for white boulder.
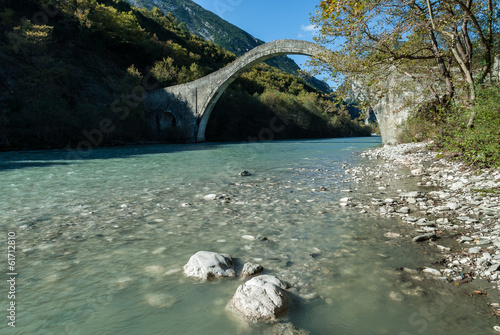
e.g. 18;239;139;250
183;251;235;280
227;275;290;323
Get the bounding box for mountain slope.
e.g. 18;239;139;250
124;0;331;93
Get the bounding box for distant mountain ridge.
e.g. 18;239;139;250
124;0;331;93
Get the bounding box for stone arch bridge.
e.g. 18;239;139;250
145;39;327;142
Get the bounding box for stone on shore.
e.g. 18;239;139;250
183;251;235;280
396;206;410;214
227;275;290;323
422;268;441;276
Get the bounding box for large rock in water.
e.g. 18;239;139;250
227;275;290;323
183;251;235;280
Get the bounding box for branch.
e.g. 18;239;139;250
452;0;488;48
392;63;441;102
426;0;436;30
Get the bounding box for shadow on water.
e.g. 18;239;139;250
0;136;382;171
0;143;208;171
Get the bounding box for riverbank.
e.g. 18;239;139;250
346;141;500;318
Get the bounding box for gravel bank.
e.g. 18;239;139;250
347;141;500;315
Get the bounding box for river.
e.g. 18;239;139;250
0;137;495;334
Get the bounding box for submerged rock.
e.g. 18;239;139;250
412;233;436;242
263;322;311;335
183;251;235;280
227;275;290;323
145;293;177;308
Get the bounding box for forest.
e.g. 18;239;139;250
0;0;372;151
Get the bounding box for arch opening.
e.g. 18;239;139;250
194;40;327;142
157;111;176;132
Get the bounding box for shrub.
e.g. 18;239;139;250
437;84;500;167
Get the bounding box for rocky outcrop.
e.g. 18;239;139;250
227;275;291;323
183;251;235;279
348;72;425;145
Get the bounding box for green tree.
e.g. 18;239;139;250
150;57;178;86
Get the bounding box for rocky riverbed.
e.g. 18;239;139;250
344;141;500;319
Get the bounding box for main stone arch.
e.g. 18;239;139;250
145;39;327;142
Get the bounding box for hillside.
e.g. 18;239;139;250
0;0;370;150
123;0;331;93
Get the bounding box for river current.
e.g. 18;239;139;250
0;138;495;334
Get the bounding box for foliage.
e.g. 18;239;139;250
206;69;372;141
150;57;178;86
311;0;499;125
0;0;369;150
397;99;450;142
0;0;236;149
436;84;500;167
126;0;303;75
399;83;500;167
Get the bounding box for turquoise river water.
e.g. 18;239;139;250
0;137;496;334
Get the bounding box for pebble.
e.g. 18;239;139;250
422;268;441;276
350;141;499;301
203;194;218;201
416;221;435;227
396;207;410;214
413;233;436;242
242;235;256;241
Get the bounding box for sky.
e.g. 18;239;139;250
191;0;324;78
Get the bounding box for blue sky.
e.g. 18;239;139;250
191;0;320;42
191;0;322;74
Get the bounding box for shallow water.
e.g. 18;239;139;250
0;138;495;334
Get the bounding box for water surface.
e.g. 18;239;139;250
0;138;494;334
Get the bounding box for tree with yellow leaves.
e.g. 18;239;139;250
311;0;497;127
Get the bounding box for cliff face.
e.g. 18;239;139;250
348;57;500;144
348;71;427;145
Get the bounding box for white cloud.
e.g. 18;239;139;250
301;24;319;33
